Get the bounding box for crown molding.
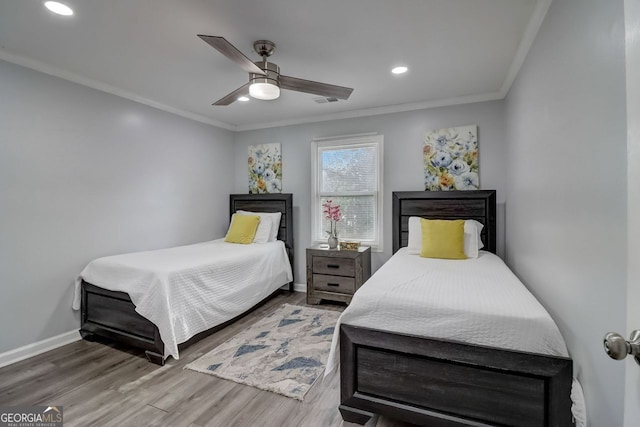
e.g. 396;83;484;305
1;0;550;134
234;92;504;132
234;0;552;132
498;0;553;97
0;49;236;131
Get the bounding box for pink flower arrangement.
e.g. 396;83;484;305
322;200;341;238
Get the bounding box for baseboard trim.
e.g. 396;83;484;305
0;330;81;369
0;285;309;369
280;283;307;293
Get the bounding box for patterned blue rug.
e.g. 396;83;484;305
185;304;341;400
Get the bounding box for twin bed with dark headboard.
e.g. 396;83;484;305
78;193;293;365
338;190;574;427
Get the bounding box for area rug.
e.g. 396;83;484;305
185;304;341;401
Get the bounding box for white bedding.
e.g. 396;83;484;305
325;248;586;426
73;239;292;360
327;248;568;376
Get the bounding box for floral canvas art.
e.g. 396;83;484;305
248;143;282;193
423;125;479;191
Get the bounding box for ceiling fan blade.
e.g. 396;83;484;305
213;83;251;106
280;75;353;100
198;35;266;76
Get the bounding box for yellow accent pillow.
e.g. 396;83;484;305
225;214;260;244
420;219;467;260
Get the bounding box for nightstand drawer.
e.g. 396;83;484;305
306;245;371;305
313;274;356;294
312;256;355;277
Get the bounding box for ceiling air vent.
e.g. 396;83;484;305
313;97;339;104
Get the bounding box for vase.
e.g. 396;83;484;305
327;236;338;249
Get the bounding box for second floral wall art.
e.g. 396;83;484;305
423;125;479;191
248;143;282;193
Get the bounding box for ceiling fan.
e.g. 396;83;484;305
198;35;354;105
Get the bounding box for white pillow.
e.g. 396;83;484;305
466;219;485;250
407;217;484;258
254;215;273;243
236;210;282;242
407;217;423;255
463;221;480;258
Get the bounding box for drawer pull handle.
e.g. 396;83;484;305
327;264;340;269
327;283;340;287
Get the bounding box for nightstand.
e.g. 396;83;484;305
306;245;371;305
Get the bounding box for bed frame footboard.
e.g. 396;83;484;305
80;280;286;365
80;282;165;363
340;324;573;427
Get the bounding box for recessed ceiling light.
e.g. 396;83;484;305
237;96;250;102
44;1;74;16
391;66;408;75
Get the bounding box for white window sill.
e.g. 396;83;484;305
310;240;382;252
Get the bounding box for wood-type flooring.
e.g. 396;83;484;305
0;291;412;427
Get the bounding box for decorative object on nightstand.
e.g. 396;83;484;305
339;241;360;251
306;245;371;305
322;200;341;249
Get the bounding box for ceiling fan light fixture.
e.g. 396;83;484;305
199;36;354;105
249;60;281;100
237;96;250;102
249;82;280;100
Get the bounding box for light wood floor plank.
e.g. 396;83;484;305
0;291;409;426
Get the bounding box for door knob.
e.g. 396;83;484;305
603;330;640;365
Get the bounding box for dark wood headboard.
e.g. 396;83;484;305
229;193;294;274
392;190;496;254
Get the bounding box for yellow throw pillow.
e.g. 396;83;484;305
225;214;260;244
420;218;467;260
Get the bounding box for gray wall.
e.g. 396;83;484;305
2;3;628;422
233;101;508;282
504;0;627;425
0;60;235;353
625;0;640;423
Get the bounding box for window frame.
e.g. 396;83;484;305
311;133;384;251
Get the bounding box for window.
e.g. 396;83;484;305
311;133;383;249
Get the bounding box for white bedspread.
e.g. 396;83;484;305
325;248;586;426
327;248;568;376
73;239;292;360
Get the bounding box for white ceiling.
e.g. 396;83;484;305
0;0;549;131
